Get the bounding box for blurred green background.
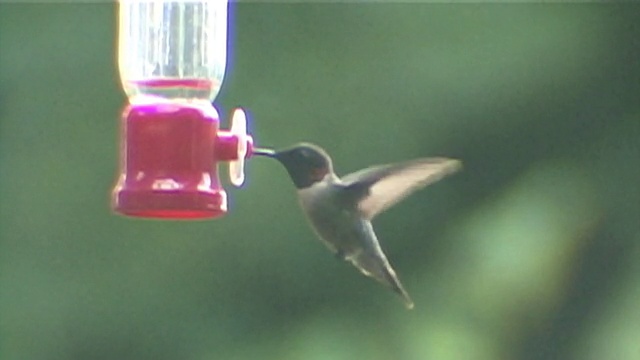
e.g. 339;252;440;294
1;3;639;360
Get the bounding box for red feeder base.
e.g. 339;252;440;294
112;102;227;219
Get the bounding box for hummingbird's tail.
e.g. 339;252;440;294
350;251;415;310
381;264;415;310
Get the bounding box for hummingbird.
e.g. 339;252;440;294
253;143;461;309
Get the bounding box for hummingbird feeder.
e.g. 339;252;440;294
112;0;257;219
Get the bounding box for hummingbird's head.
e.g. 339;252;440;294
254;143;333;189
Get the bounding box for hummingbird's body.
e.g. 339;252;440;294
253;143;461;309
297;175;413;306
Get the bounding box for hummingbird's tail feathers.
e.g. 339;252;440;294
350;251;415;310
381;264;415;310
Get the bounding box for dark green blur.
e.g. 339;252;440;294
1;4;639;360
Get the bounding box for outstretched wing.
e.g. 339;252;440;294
340;158;461;220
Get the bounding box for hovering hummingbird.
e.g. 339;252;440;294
253;143;461;309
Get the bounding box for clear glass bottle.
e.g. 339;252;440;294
118;0;227;104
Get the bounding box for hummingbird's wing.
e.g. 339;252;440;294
340;158;461;220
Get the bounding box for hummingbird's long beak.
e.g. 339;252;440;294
251;147;277;158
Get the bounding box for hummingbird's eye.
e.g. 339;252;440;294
299;149;312;158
